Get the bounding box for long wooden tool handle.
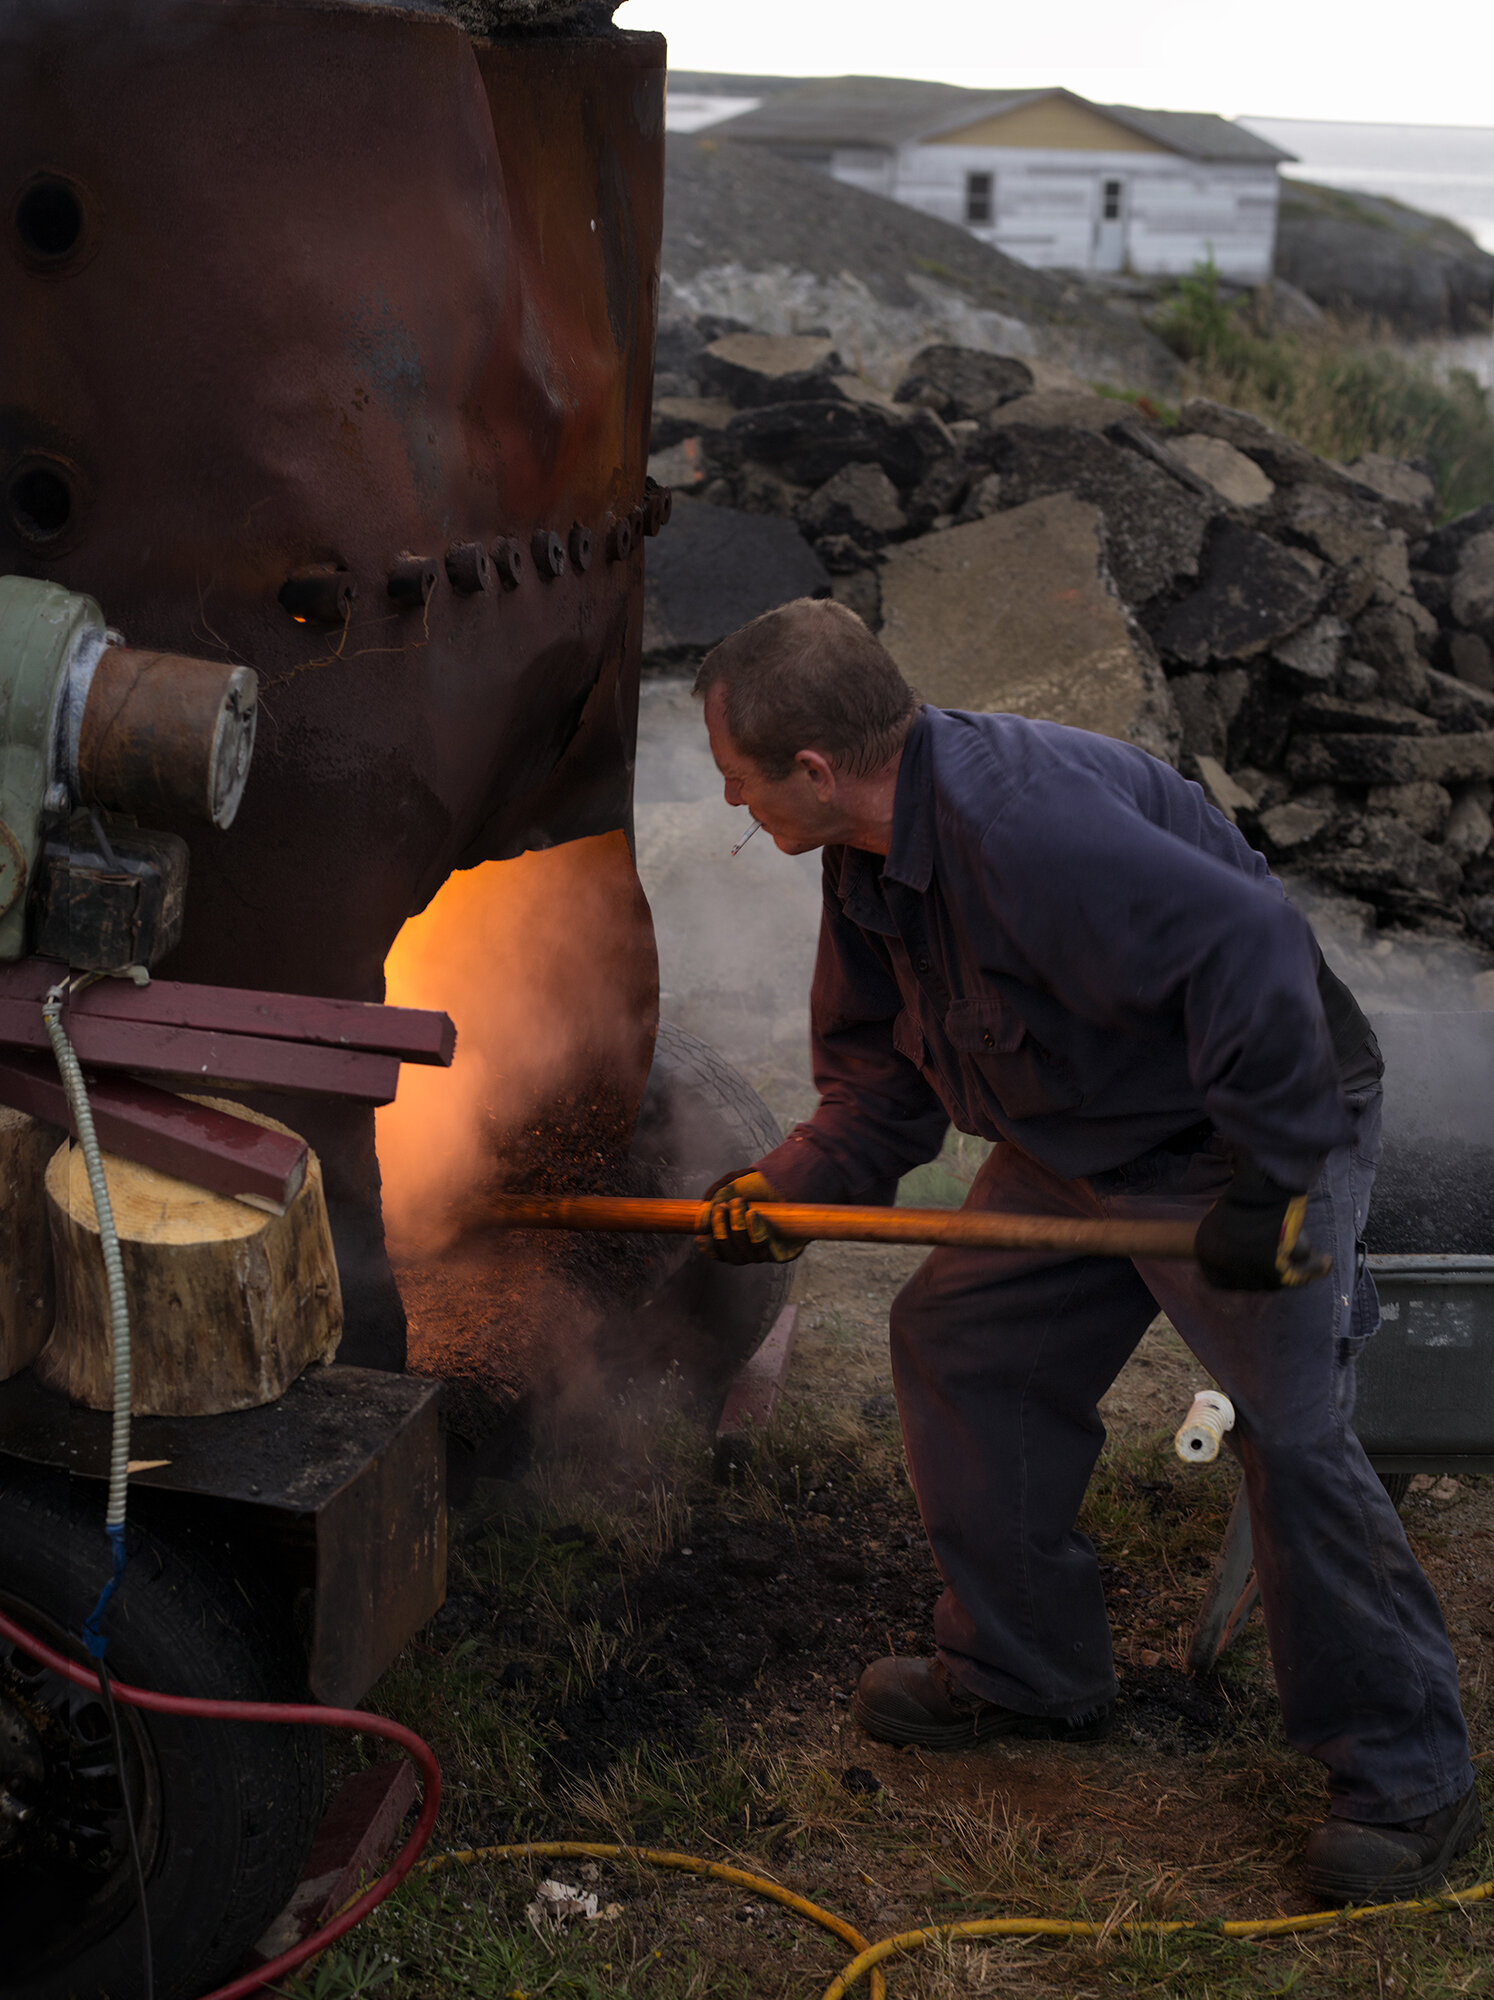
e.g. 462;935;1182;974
488;1193;1199;1262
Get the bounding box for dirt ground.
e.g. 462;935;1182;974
319;1214;1494;2000
708;1239;1494;1923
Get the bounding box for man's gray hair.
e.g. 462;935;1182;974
692;597;919;779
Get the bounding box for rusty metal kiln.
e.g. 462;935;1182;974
0;6;755;1995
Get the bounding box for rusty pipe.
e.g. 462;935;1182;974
74;644;258;830
488;1193;1200;1261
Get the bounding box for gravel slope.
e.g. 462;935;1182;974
663;135;1184;394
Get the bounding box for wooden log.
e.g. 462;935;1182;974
37;1099;342;1415
0;1105;56;1382
0;1051;307;1210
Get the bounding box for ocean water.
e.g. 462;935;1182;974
1239;117;1494;254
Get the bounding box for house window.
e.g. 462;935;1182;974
965;171;994;225
1102;179;1124;221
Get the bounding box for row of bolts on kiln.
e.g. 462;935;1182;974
277;482;673;626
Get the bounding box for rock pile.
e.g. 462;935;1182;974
646;323;1494;942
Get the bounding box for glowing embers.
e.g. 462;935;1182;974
376;830;656;1260
278;566;356;626
378;835;659;1450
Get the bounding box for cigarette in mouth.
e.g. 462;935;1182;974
731;820;762;857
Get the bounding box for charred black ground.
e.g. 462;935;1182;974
429;1433;1274;1821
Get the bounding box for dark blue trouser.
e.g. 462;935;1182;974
888;1084;1473;1823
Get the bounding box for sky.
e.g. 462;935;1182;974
614;0;1494;129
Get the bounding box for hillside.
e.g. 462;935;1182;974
1276;179;1494;333
662;134;1184;395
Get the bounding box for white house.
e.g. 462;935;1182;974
710;77;1293;281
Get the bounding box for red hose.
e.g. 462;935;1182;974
0;1604;442;2000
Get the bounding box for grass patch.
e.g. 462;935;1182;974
1153;261;1494;519
1081;1433;1235;1574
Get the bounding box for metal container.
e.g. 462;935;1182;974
1356;1256;1494;1473
1355;1011;1494;1470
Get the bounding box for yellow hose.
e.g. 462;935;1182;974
415;1839;888;2000
410;1838;1493;1999
821;1878;1494;1999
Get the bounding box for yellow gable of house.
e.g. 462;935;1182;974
929;96;1170;153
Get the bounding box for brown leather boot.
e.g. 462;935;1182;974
1303;1785;1484;1905
851;1655;1112;1750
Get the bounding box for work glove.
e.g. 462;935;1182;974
697;1170;805;1266
1195;1161;1331;1291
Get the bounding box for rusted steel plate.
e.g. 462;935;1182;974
0;4;666;1360
716;1303;800;1441
0;4;665;994
0;1049;308;1207
250;1761;419;1966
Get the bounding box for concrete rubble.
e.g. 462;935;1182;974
646;322;1494;943
641;493;831;657
878;495;1180;766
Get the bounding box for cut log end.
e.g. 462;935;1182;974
38;1097;342;1416
52;1139;273;1245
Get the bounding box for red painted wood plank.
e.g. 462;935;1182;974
0;998;401;1102
0;959;454;1065
0;1052;308;1208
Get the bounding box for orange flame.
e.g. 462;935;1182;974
376;831;658;1258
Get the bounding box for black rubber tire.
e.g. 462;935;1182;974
618;1020;793;1394
0;1465;324;2000
1378;1470;1413;1508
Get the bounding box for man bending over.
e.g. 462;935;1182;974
695;595;1477;1904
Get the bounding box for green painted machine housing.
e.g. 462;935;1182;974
0;575;107;961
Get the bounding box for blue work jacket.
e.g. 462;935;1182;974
757;705;1350;1203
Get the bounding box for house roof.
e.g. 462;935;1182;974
719;76;1294;165
719;76;1034;150
1099;105;1294;164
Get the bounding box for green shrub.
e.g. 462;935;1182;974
1153;260;1494;520
1153;258;1250;367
